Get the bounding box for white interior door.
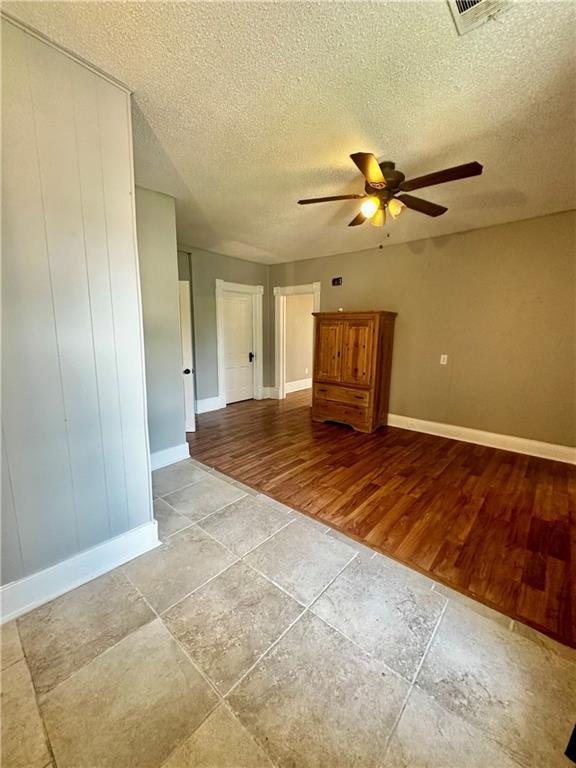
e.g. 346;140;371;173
178;281;196;432
223;292;254;404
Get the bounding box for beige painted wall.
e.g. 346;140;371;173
285;293;314;383
270;211;576;447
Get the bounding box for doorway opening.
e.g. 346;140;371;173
215;279;264;406
274;282;321;400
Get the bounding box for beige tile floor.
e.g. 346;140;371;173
1;458;575;768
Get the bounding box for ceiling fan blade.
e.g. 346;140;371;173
350;153;386;186
348;212;366;227
298;194;364;205
371;207;385;227
397;194;447;217
400;161;483;192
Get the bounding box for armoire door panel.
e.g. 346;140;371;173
341;319;375;386
314;320;343;382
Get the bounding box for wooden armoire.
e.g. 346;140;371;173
311;311;397;433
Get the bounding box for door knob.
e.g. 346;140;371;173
248;352;254;362
183;368;191;375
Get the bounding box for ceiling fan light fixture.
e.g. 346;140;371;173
388;198;404;219
360;196;379;218
297;153;482;227
371;208;385;227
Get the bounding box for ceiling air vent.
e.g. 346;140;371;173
447;0;511;35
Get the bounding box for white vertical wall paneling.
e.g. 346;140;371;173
1;431;24;583
1;18;154;588
97;78;152;530
71;61;129;537
27;34;110;550
2;22;78;573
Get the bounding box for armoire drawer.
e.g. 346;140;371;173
313;384;371;407
312;398;370;427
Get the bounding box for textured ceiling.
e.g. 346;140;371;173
5;1;576;263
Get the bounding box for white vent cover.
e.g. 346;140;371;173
447;0;512;35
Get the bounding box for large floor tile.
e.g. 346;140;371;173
40;620;218;768
154;498;192;540
312;554;446;680
164;561;301;694
1;621;23;670
431;581;512;629
228;612;408;768
244;520;355;605
511;620;576;662
162;704;274;768
371;551;437;590
164;475;246;522
290;511;330;533
124;526;237;613
1;659;52;768
152;460;207;498
325;528;374;555
211;470;260;496
416;601;576;768
18;569;154;695
199;495;292;557
386;687;521;768
255;494;294;516
188;459;212;472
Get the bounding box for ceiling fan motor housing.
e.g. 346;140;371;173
365;161;406;198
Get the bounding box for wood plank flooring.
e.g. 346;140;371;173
187;391;576;648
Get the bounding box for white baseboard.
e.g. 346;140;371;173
1;521;160;623
150;443;190;470
387;414;576;465
196;391;285;409
195;395;227;414
285;378;312;394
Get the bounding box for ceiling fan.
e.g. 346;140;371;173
298;153;483;227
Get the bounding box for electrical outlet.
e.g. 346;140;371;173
305;367;309;376
440;354;448;365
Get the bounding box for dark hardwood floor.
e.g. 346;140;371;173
188;391;575;648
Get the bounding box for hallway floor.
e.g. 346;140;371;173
2;460;574;768
188;391;576;648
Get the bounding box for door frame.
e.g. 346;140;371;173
273;282;321;400
178;280;196;432
215;279;264;406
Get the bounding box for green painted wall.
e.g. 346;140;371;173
178;248;271;400
136;187;185;453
